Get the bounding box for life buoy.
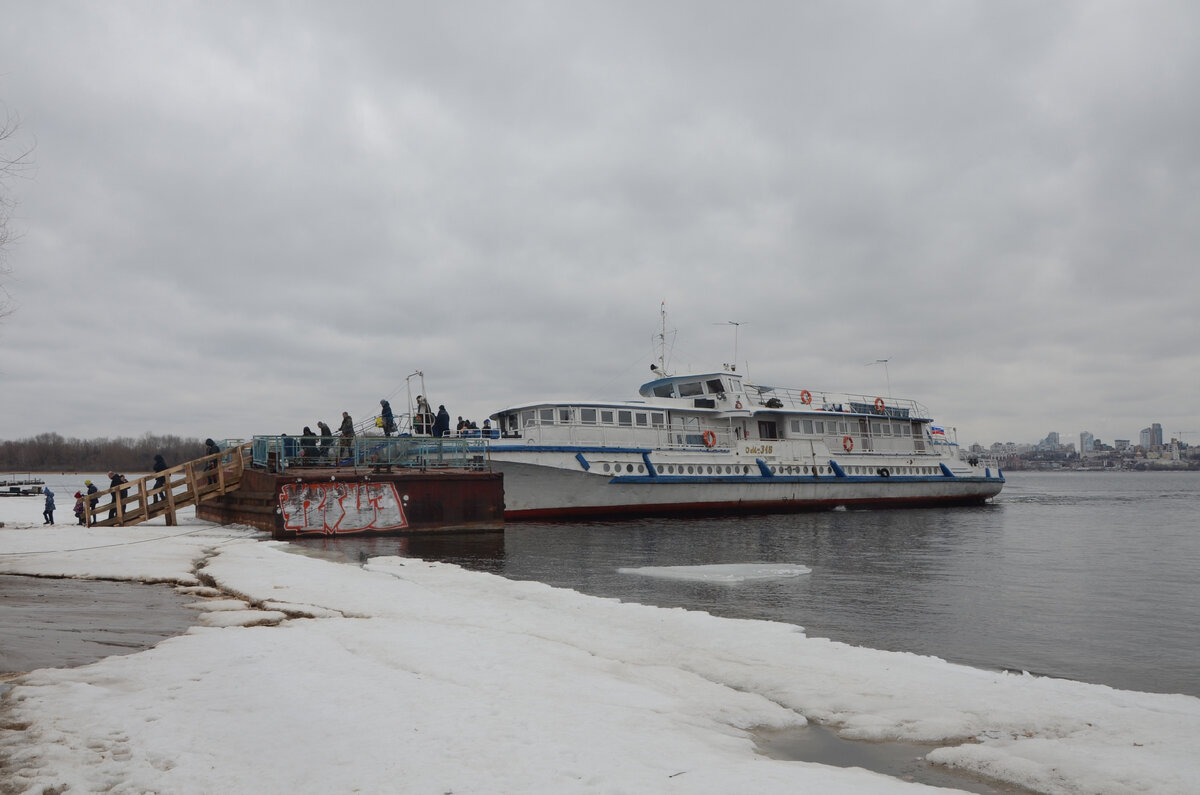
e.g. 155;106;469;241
843;436;854;452
874;397;886;413
734;400;743;410
800;390;812;405
702;430;717;448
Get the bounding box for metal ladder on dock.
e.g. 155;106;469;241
83;442;253;528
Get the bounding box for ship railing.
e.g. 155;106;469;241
252;435;490;472
500;422;732;450
743;384;930;419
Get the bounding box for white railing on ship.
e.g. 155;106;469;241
743;384;930;418
503;422;733;450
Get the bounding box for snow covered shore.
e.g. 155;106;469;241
2;506;1198;793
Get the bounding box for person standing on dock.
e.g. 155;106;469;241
316;421;333;462
380;399;395;436
433;405;450;438
42;487;55;524
85;479;98;511
338;411;355;463
204;439;220;485
107;471;126;520
73;491;85;525
415;395;432;435
152;454;168;503
301;426;318;460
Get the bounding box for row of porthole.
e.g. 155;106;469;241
600;462;836;476
846;466;940;476
599;462;943;477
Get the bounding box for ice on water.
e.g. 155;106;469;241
618;562;812;583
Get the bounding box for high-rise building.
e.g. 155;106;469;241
1080;431;1095;453
1140;424;1165;448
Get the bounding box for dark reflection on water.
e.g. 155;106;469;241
291;472;1200;698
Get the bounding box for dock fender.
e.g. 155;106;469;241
828;460;847;478
755;458;773;477
641;452;658;477
575;453;590;471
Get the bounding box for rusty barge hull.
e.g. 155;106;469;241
196;467;503;539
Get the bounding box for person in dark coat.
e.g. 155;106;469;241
152;454;168;503
316;421;333;462
204;438;220;485
42;487;55;524
433;405;451;438
85;479;99;511
107;471;126;520
301;426;318;460
338;411;355;462
380;399;395;436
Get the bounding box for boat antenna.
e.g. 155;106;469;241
865;358;892;397
714;320;745;372
651;301;675;377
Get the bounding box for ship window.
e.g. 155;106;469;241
603;463;610;472
540;408;554;424
871;421;883;434
601;410;614;424
678;381;703;397
790;420;800;433
651;413;665;428
802;420;814;434
637;464;644;473
653;384;674;398
580;408;597;424
636;413;648;426
759;421;778;439
813;421;825;434
618;410;633;426
522;410;536;427
559;408;572;423
687;465;695;474
705;378;724;393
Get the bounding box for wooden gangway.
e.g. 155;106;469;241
83;442;253;528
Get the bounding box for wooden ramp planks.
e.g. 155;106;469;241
83;443;253;528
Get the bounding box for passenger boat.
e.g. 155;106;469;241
483;358;1004;520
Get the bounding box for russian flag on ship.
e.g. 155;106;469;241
931;426;946;436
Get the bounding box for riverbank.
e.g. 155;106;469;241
2;516;1199;792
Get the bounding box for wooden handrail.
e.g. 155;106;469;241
83;442;253;528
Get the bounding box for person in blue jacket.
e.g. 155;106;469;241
42;487;55;524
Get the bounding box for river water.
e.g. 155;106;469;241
295;471;1200;699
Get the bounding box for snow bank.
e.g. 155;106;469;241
2;519;1198;793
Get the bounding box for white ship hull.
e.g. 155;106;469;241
487;446;1003;520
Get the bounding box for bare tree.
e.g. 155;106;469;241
1;106;34;320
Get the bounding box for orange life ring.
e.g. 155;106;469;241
874;397;885;413
800;390;812;405
702;430;717;448
843;436;854;452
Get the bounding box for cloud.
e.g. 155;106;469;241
1;1;1198;448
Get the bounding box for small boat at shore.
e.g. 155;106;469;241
481;324;1003;519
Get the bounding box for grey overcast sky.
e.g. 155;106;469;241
2;1;1198;449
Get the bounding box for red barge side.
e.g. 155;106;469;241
197;437;503;539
